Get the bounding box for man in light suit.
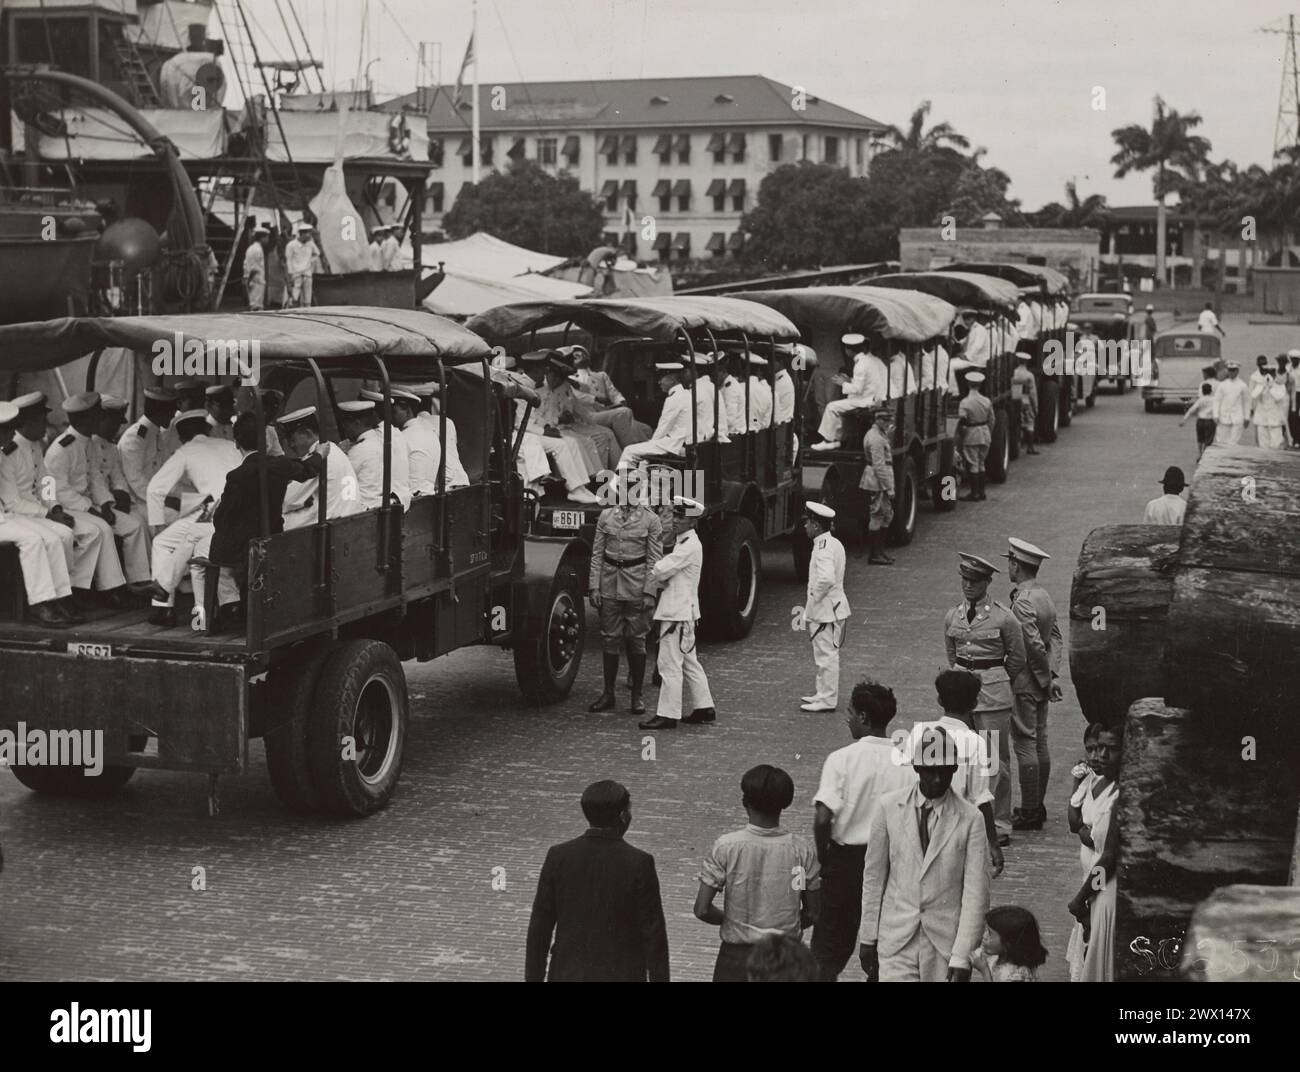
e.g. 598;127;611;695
800;501;849;712
858;726;990;982
639;495;716;730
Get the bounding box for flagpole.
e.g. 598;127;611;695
471;0;480;180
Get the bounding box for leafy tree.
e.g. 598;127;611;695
441;160;605;256
946;162;1023;227
1111;97;1212;285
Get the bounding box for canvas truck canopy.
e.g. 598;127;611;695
466;296;799;344
279;307;495;365
731;286;958;343
868;272;1021;316
936;262;1071;297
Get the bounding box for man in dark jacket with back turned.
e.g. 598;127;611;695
525;779;670;981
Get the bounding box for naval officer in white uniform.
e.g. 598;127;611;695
800;501;850;712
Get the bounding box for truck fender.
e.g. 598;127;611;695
516;535;590;629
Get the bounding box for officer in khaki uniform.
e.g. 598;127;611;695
800;501;849;712
943;553;1027;844
588;469;663;715
859;407;895;565
956;371;994;501
1003;537;1063;831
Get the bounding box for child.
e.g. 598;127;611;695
695;765;821;982
971;905;1048;981
1179;382;1216;459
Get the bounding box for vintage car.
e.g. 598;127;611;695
1142;328;1222;411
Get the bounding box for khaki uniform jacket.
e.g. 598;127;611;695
589;505;663;600
956;392;994;448
943;598;1028;713
859;425;895;494
1009;579;1061;700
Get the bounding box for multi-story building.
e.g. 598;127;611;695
380;75;886;261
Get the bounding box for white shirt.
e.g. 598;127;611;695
652;527;702;621
1197;309;1220;333
720;375;746;436
400;416;442;495
145;434;242;526
380;234;402;271
847;351;889;402
814;736;915;846
1213;377;1250;425
417;411;470;488
1251;378;1288;427
920;344;951;392
44;428;108;512
286;236;317;276
1017;300;1041;339
747;375;774;429
649;384;694;455
282;440;363;528
901;715;995;807
243;241;265;279
889;354;917;397
346;426;412;509
1143;493;1186;526
692;376;717;441
804;532;849;622
0;432;56;517
1183;394;1215;421
962;321;991;367
773;369;795;424
118;415;172;509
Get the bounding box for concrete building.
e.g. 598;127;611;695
899;222;1101;290
380;75;886;261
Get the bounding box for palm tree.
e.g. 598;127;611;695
885;100;971;153
1110;96;1212;287
1035;180;1109;228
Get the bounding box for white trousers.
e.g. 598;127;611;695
289;271;313;307
1256;424;1285;449
517;432;551;484
69;510;142;589
880;929;950;982
1214;421;1244;446
56;513;104;588
618;439;686;468
245;273;265;311
655;619;714;720
818;397;872;443
1;516;73;604
151;518;212;606
535;433;592;489
809;620;844;705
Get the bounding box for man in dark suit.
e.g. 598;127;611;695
525;780;670;982
202;412;321;629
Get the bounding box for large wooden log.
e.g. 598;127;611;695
1181;886;1300;981
1164;445;1300;717
1069;526;1179;725
1114;698;1297;982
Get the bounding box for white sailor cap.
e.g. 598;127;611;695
0;400;19;424
389;387;421;404
205;383;235;400
805;501;835;521
671;495;704;516
745;352;769;367
13;391;49;411
957;552;1000;579
1003;537;1050;568
687;352;714;366
1015;350;1033;361
1226;361;1240;370
62;391;101;414
1289;349;1300;359
841;332;865;346
338;400;376;414
655;359;686;371
176;408;211;423
411;382;441;396
144;386;178;402
358;388;392;404
296;221;315;233
965;371;986;384
277;405;317;426
100;395;129;412
1145;304;1155;311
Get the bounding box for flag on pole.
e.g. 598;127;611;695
452;32;475;108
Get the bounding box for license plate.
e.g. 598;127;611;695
551;510;586;530
67;642;112;659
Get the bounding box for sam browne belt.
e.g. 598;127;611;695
604;554;647;568
956;656;1005;670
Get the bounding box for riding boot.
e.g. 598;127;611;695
867;530;894;565
628;652;647;714
976;472;987;501
589;653;619;712
961;473;980;501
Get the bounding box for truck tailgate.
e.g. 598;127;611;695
0;650;246;774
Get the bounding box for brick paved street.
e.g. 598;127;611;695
0;317;1288;981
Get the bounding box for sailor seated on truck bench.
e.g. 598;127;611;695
278;406;363;530
500;354;600;505
539;351;621;469
745;352;774;430
618;357;696;468
561;344;653;449
357;388;414;508
920;337;953;394
409;382;470;489
719;352;748;440
520;350;603;476
338;399;412;511
386;386;441;497
686;351;719;443
888;349;918;398
1016;295;1043;341
812;332;888;450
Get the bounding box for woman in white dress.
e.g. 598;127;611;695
1065;722;1122;981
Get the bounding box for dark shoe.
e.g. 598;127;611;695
1026;446;1039;455
26;602;69;629
682;707;716;724
997;833;1012;847
71;588;96;611
630;693;646;715
637;715;676;730
148;607;177;628
588;691;617;713
213;602;245;634
868;551;894;565
146;581;170;604
54;600;83;624
1011;813;1044;831
100;586;135;610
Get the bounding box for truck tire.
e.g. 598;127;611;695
1060;379;1074;427
889;457;919;546
514;563;585;705
263;644;332;813
931;442;957;513
306;639;408;818
700;515;761;640
9;763;135;797
1039;381;1060;442
791;519;813;583
987;409;1010;484
1144;398;1157;413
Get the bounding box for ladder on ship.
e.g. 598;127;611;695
110;34;161;109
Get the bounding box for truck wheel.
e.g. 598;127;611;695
931;443;957;513
514;564;585;705
791;519;812;583
9;763;135;797
264;645;332;813
1039;382;1060;442
306;639;408;818
1008;402;1021;461
1144;398;1157;413
889;458;919;546
1060;379;1074;427
987;409;1010;484
701;516;761;640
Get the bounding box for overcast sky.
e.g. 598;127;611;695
252;0;1296;209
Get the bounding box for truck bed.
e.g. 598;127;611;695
0;600;249;660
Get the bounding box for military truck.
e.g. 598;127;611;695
0;307;588;817
466;296;803;640
731;285;959;550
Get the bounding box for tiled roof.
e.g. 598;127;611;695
379;74;886;133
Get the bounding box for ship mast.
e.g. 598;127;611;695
471;0;480;180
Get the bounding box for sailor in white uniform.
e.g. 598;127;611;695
278;406;363;529
618;359;696;467
340;399;412;510
638;496;717;730
800;501;850;712
411;383;471;488
814;332;888;449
